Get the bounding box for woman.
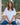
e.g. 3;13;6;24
1;2;17;25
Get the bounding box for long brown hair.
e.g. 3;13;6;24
8;2;13;10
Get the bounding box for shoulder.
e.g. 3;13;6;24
4;7;8;11
13;8;16;11
13;8;15;10
5;7;8;10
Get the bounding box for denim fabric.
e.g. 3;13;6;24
1;20;17;25
11;21;17;25
1;20;8;25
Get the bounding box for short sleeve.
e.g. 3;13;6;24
13;8;16;15
3;8;7;15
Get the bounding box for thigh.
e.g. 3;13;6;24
11;21;17;25
1;20;8;25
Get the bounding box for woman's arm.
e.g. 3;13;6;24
5;15;9;22
11;8;16;21
9;15;15;24
11;15;15;22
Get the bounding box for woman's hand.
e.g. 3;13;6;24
9;21;11;24
8;21;12;24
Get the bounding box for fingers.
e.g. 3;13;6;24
8;21;12;24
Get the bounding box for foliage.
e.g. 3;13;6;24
2;0;20;11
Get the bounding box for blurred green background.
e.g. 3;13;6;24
2;0;20;12
1;0;20;23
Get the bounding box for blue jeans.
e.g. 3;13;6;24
1;20;17;25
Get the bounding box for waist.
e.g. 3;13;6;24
5;18;15;22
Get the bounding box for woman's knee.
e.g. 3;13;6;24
11;21;17;25
1;20;8;25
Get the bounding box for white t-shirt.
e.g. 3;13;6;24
3;7;16;22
